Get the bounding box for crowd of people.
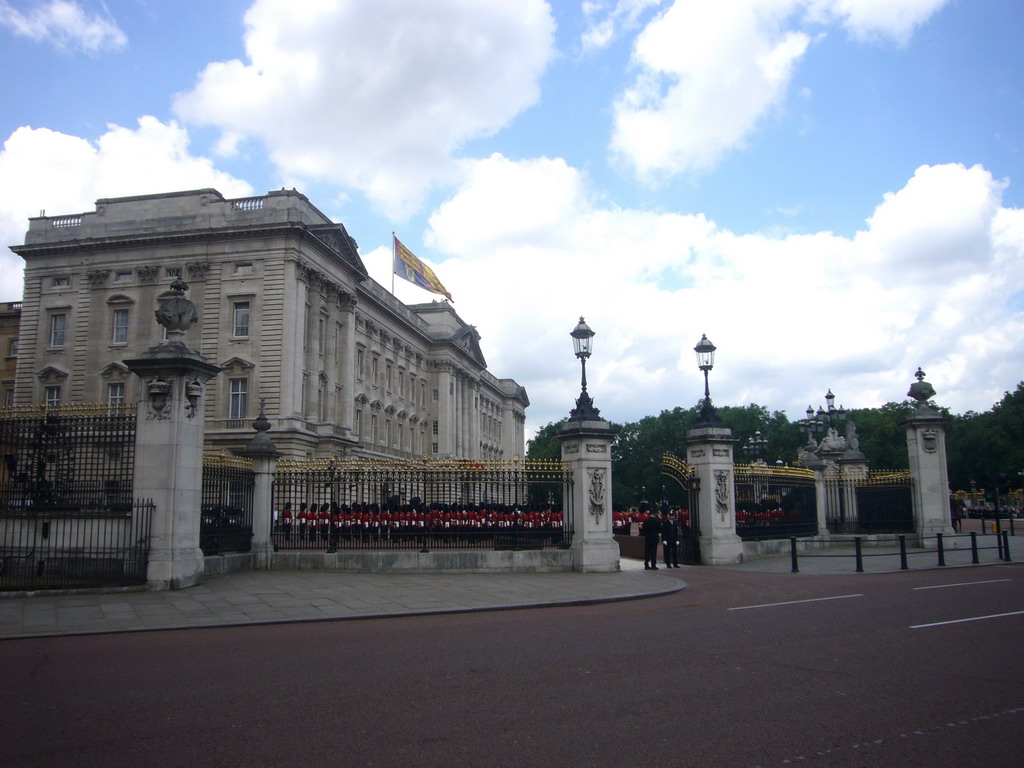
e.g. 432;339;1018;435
272;501;566;550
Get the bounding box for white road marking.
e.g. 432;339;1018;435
911;609;1024;629
913;578;1011;591
728;594;863;611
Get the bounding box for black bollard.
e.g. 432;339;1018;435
970;531;979;564
790;537;799;573
899;535;908;570
855;537;863;573
936;532;945;566
1004;531;1012;562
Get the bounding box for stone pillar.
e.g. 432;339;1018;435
125;278;221;590
236;401;281;569
903;368;953;540
686;425;743;565
559;417;619;572
338;293;357;435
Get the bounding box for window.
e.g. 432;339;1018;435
357;348;365;379
234;263;253;275
49;313;66;348
7;339;16;357
386;364;393;392
432;420;439;436
52;276;70;288
354;410;362;437
107;382;126;408
372;357;379;386
115;270;132;282
4;388;14;407
229;378;248;419
44;385;61;407
112;308;129;344
232;301;250;338
433;388;439;402
166;267;182;278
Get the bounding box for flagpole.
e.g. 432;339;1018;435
391;232;395;295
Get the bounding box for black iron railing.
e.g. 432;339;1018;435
201;453;254;554
271;457;573;552
0;499;153;591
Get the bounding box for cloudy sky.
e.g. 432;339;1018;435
1;0;1022;439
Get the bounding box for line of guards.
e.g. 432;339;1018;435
272;502;567;549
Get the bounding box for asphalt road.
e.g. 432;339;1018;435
2;563;1022;768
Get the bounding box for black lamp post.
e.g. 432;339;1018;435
568;317;600;421
800;389;845;443
693;333;721;426
742;430;768;462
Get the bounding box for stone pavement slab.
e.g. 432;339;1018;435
0;562;683;640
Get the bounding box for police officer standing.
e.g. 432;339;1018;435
662;508;680;568
640;504;661;570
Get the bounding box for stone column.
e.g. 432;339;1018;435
236;401;281;569
903;368;953;540
686;425;743;565
125;278;221;590
559;417;619;572
338;293;357;435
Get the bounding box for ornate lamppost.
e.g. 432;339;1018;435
568;317;600;421
693;334;721;427
800;388;846;445
742;430;768;463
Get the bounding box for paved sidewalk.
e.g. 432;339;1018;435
0;558;681;640
1;533;1019;640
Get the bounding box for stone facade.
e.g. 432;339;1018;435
9;188;528;459
0;301;19;407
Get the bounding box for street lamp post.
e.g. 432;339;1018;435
800;389;846;444
693;334;722;427
569;317;600;421
742;430;768;463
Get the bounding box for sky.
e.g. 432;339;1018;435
1;0;1022;443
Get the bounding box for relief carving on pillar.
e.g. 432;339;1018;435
712;447;730;457
586;443;607;453
690;448;706;459
564;442;580;454
588;467;606;523
185;379;203;419
921;428;938;453
715;470;730;522
146;377;172;421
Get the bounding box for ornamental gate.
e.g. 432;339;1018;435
733;463;818;540
201;452;255;555
660;453;701;564
0;405;151;590
270;457;574;552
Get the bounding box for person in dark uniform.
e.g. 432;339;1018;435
640;504;661;570
662;508;680;568
281;502;293;542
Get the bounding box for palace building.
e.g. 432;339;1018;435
8;188;528;459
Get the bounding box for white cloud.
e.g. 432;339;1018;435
401;156;1022;437
173;0;556;219
0;118;253;300
610;0;950;180
580;0;665;51
807;0;950;44
0;0;126;53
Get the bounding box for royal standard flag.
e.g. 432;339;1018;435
393;235;453;301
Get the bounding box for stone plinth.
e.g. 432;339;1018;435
559;417;619;572
126;345;221;589
686;425;743;565
904;406;953;540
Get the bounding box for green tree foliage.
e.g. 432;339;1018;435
843;402;916;470
528;382;1024;508
947;382;1024;491
525;418;567;461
